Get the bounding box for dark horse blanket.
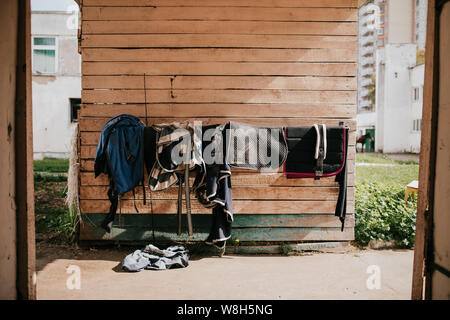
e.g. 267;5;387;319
284;125;349;230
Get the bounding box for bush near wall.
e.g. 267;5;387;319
355;182;417;248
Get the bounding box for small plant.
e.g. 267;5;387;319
279;243;293;256
34;170;78;243
355;182;417;248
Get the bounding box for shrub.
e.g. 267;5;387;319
355;182;417;248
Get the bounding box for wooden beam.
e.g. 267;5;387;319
15;0;36;300
82;7;358;22
82;0;357;8
412;0;438;301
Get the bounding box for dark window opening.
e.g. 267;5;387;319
70;98;81;123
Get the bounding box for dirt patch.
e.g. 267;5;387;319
35;181;66;210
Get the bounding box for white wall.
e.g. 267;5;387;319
375;48;385;152
376;44;418;153
409;63;425;152
31;0;78;12
32;11;81;159
356;112;376;130
388;0;413;44
32;76;80;158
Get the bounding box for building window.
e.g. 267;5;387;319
413;87;420;101
416;0;420;6
413;119;422;132
70;98;81;123
32;37;57;74
377;28;383;35
377;39;384;46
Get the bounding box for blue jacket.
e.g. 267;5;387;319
94;114;145;194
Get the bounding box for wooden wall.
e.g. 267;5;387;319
78;0;358;242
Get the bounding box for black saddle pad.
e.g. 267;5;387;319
284;126;348;178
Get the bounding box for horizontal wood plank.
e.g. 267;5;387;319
80;144;356;160
78;117;357;132
82;48;357;62
80;185;355;201
82;89;357;104
82;21;357;36
80;129;357;146
82;61;356;76
80;171;356;188
81;35;356;50
82;0;357;8
83;7;358;22
80;199;354;214
82;213;353;229
82;75;357;90
79;103;356;119
79;159;355;175
80;221;354;242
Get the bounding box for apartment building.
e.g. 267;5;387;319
357;0;427;153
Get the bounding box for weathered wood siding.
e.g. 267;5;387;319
78;0;357;242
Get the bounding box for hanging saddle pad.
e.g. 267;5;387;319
225;121;288;170
284;125;348;178
148;122;205;192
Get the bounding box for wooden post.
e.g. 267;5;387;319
411;0;439;300
15;0;36;300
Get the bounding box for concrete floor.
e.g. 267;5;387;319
36;244;414;300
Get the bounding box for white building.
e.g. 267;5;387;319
357;0;427;153
414;0;428;50
375;44;419;153
358;1;378;113
31;0;81;159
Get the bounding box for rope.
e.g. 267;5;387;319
144;73;149;127
150;190;155;242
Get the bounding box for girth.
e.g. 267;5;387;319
313;124;327;179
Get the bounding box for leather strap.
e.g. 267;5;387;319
314;124;326;178
184;152;193;237
177;173;183;236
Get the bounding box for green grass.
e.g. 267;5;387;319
356;153;418;165
34;159;77;243
34;157;69;173
356;164;419;186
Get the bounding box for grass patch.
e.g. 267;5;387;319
356;153;417;165
34;157;69;173
356;164;419;186
34;160;77;243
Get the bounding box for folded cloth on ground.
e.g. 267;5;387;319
122;244;189;272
